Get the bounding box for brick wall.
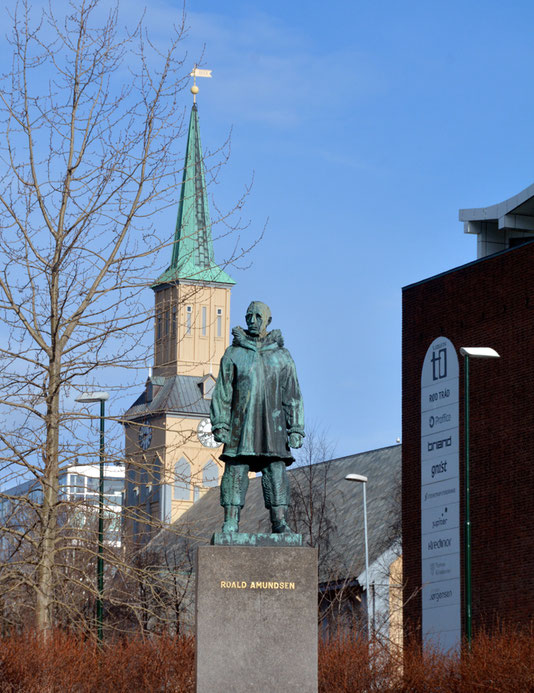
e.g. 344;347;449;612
402;241;534;642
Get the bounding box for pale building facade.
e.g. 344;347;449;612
0;464;125;554
123;102;234;547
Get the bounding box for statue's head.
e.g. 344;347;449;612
245;301;272;338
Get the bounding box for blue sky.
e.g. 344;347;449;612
136;0;534;457
4;0;534;464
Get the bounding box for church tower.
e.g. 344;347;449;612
123;89;235;547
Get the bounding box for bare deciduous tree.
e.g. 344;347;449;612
0;0;253;635
288;428;363;634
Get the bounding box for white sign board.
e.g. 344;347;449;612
421;337;461;651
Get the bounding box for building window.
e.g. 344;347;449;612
157;313;162;340
201;306;207;336
203;460;219;488
86;477;99;492
69;474;85;495
173;458;191;501
216;308;222;338
58;474;67;500
172;306;177;337
164;309;169;335
186;306;192;335
193;486;200;502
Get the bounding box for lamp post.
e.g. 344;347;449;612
75;390;109;643
345;473;370;640
459;347;499;647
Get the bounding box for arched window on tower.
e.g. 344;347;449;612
172;305;177;337
186;306;192;334
173;457;191;501
203;459;219;488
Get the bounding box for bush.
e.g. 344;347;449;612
0;624;532;691
319;624;534;693
0;631;195;692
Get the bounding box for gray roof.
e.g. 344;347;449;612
148;444;401;586
124;375;211;420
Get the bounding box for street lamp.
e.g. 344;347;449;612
75;391;109;643
345;473;370;640
459;347;500;647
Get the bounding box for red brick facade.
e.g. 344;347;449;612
402;241;534;641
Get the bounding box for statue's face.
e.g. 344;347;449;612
245;302;271;337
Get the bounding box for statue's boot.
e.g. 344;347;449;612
270;505;291;533
221;505;240;533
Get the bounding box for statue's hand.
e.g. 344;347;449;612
288;432;303;449
213;427;230;444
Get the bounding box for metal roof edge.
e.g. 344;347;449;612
459;181;534;222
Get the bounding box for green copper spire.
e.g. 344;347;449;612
154;104;235;287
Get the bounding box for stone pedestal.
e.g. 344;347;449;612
196;545;318;693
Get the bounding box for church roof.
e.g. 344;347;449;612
146;444;401;585
153;104;235;288
123;374;211;420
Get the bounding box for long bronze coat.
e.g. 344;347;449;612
210;327;305;464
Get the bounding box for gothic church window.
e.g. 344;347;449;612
173;457;191;500
203;459;218;488
186;306;192;334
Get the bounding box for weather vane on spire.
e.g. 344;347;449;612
190;65;212;104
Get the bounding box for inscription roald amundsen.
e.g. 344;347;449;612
220;580;296;590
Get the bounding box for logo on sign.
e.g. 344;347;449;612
427;537;452;552
432;507;449;528
431;348;447;381
430;559;452;578
427;436;452;452
429;413;451;428
431;461;448;478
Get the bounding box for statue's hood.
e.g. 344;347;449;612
231;326;284;350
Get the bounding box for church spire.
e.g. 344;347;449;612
154;101;235;287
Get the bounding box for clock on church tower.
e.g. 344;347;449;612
123;92;235;548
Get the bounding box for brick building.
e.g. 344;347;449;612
402;184;534;649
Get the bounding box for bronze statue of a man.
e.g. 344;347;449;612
210;301;305;534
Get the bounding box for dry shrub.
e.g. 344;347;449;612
457;625;534;693
0;624;533;692
318;624;534;693
0;630;195;692
319;634;398;692
400;625;534;693
401;639;459;692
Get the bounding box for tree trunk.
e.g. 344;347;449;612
35;353;61;632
